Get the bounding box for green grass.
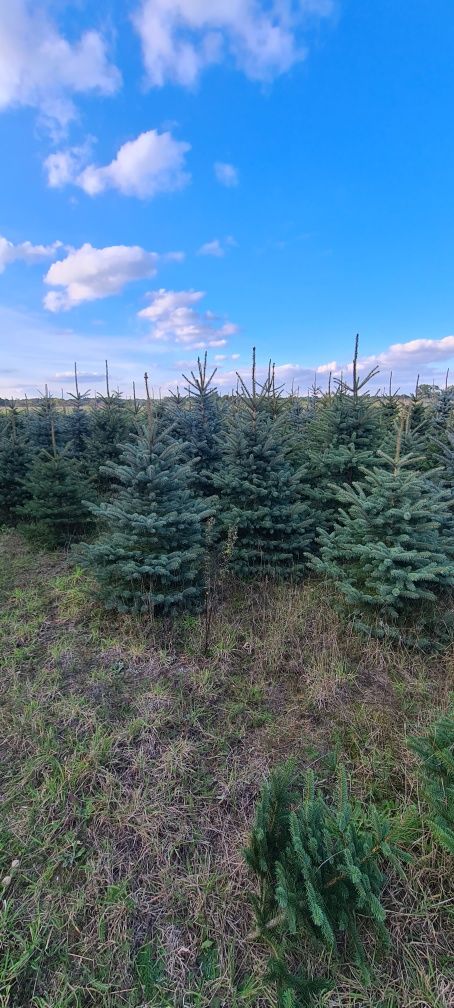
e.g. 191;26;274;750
0;529;453;1006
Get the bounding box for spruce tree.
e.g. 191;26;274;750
0;402;29;524
312;424;454;645
379;371;401;440
396;376;428;458
245;762;411;1002
284;390;311;439
168;354;223;497
19;417;92;548
85;362;133;495
304;337;381;531
410;711;454;855
80;377;214;615
443;430;454;490
26;387;66;454
421;373;454;471
277;377;318;473
215;353;315;579
65;363;92;462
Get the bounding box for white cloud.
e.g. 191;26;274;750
198;238;225;257
133;0;334;88
46;129;191;200
138;288;239;348
214;161;239;187
43;243;169;311
367;336;454;372
0;235;62;274
0;1;120;129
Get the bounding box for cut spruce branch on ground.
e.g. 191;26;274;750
1;530;453;1007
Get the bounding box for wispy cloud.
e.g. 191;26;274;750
198;239;225;257
0;235;62;273
214;162;239;187
197;236;237;257
138;288;239;348
133;0;334;88
0;0;120;131
44;139;95;189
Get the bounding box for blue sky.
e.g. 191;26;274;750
1;0;454;398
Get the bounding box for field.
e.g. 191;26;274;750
1;529;453;1007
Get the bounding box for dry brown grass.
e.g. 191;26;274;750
0;530;453;1007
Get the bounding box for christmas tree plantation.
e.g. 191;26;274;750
2;339;454;642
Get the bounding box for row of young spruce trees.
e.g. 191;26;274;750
1;339;454;646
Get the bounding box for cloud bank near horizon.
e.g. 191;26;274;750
1;306;453;401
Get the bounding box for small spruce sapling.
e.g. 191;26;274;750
245;762;412;1002
410;711;454;855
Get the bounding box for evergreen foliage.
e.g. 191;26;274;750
410;711;454;855
215;379;315;579
64;363;92;461
0;402;29;524
80;416;214;615
312;427;454;646
304;337;381;530
266;958;331;1007
245;762;411;1002
397;378;428;458
85;390;133;493
171;353;224;496
26;389;66;454
379;372;400;439
2;340;454;633
422;378;454;471
443;430;454;490
19;446;92;548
